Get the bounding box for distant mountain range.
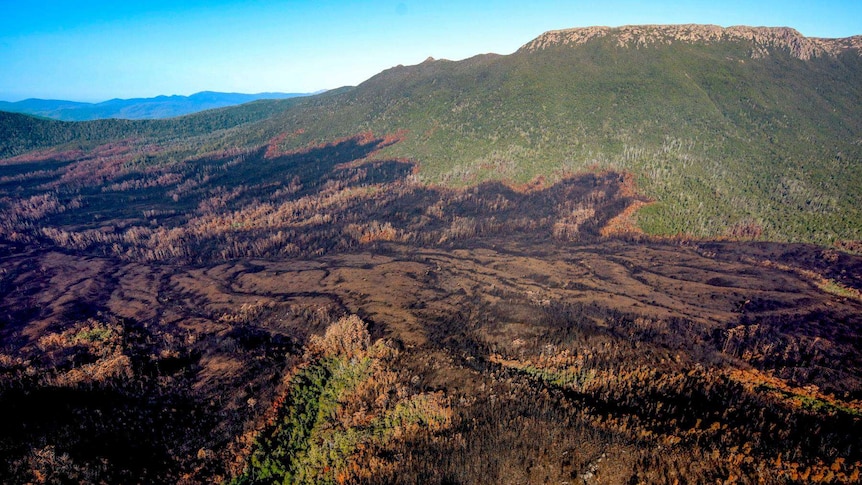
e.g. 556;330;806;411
0;91;317;121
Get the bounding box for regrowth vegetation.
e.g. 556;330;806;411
232;315;451;485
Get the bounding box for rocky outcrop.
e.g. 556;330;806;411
521;24;862;60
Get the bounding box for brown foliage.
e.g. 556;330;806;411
306;314;371;359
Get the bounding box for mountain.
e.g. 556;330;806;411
1;25;862;484
2;25;860;244
275;24;862;244
0;91;315;121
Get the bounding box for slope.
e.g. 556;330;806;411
2;25;861;244
0;95;315;158
259;25;862;244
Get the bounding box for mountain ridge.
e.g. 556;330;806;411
522;24;862;59
1;24;861;244
0;90;316;121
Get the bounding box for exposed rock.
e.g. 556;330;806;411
521;24;862;60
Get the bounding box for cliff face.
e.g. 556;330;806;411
521;24;862;60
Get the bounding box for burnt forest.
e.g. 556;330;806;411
1;25;862;484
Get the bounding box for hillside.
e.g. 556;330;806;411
265;24;862;244
2;129;861;483
0;91;314;121
3;25;861;244
1;25;861;484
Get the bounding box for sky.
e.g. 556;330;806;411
1;0;860;102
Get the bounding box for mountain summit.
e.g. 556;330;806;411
522;24;862;59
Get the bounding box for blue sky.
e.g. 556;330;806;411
1;0;860;102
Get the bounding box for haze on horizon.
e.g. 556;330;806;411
1;0;860;103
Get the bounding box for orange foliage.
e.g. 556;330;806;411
265;129;406;160
306;314;371;359
728;368;862;415
601;199;650;237
504;175;547;194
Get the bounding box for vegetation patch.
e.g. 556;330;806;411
230;315;451;484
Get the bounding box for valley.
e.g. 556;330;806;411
2;231;861;483
1;24;861;484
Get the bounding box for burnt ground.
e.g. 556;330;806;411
0;134;861;483
1;235;861;483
